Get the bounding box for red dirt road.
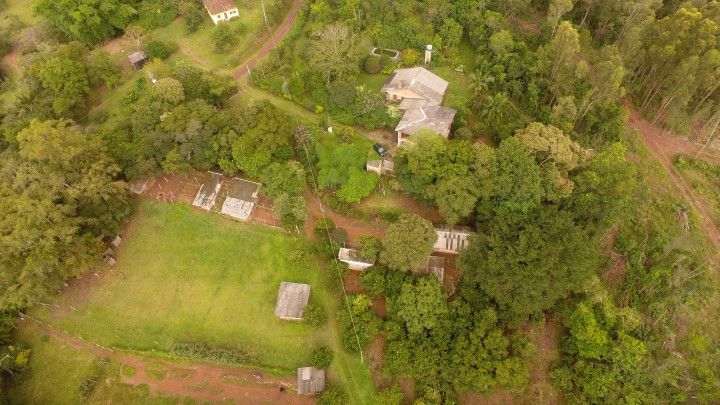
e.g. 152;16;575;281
24;318;313;404
303;190;387;243
628;106;720;254
234;0;303;80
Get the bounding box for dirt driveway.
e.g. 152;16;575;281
628;106;720;254
234;0;303;80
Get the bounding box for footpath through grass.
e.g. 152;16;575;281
22;200;375;403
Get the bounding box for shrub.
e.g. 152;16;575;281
378;207;403;222
310;347;334;368
337;170;379;204
145;40;175;60
363;56;382;74
183;2;205;33
331;227;348;246
304;304;327;327
79;373;100;399
171;342;252;366
136;0;178;29
314;218;336;237
319;386;347;405
377;385;404;404
357;235;381;262
212;24;237;52
401;48;420;66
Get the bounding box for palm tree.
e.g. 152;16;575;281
479;92;510;129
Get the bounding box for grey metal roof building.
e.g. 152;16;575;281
395;105;457;139
434;228;473;254
382;67;449;105
274;282;311;320
297;367;325;395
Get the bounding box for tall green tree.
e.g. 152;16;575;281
34;0;135;45
0;120;129;312
460;206;598;323
380;214;437;272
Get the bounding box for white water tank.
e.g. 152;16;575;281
424;44;433;64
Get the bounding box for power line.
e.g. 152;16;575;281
297;124;365;362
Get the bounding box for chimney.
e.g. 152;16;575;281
424;44;433;64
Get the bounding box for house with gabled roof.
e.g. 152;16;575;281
203;0;239;24
382;67;457;147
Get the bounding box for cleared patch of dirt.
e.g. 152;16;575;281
303;190;387;244
344;270;363;294
1;49;20;75
365;336;389;389
23;319;313;404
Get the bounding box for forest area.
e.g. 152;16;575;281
1;0;720;403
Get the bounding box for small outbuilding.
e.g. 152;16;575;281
192;172;224;211
128;51;148;69
297;367;325;395
218;178;261;221
366;159;395;176
434;228;472;254
203;0;240;24
275;282;311;320
338;248;375;271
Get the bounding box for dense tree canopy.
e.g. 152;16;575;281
380;214;437;272
0;120;129;312
34;0;135;45
460;206;599;324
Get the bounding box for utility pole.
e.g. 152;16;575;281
261;0;270;30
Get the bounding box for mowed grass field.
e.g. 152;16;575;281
23;200;376;403
35;201;323;369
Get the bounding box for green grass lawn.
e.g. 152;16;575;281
25;200;376;403
0;0;39;26
151;5;268;73
9;323;181;404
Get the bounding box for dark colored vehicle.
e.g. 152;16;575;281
373;143;388;157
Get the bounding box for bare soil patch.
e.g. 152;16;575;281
344;270;363;294
304;190;387;243
1;49;20;75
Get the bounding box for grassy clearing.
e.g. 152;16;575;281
34;201;326;369
151;7;268;73
0;0;39;25
9;322;180;404
25;200;376;403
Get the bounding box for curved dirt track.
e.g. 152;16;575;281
234;0;303;79
628;106;720;255
26;318;313;404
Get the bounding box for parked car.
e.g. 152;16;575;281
373;143;388;157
